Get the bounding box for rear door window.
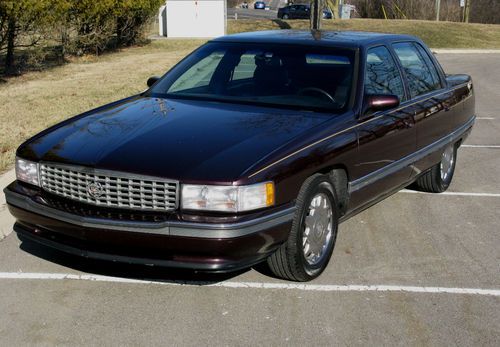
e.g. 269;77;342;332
365;46;406;102
393;42;441;98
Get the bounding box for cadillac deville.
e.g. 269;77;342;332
5;31;475;281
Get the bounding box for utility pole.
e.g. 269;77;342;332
435;0;441;21
311;0;322;30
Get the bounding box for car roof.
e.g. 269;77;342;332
212;30;418;49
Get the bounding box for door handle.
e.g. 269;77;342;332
425;106;440;118
403;119;414;128
397;117;414;128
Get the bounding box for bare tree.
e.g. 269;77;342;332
348;0;497;23
470;0;500;24
0;0;54;74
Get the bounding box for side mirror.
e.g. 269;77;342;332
147;76;160;88
364;94;400;113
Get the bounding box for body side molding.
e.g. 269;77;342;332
348;115;475;193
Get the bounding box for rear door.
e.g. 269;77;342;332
392;41;461;172
392;42;447;149
349;45;416;209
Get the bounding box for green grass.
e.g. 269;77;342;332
0;40;205;173
1;18;499;173
229;19;500;48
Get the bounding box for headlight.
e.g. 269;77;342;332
181;182;275;212
15;158;40;186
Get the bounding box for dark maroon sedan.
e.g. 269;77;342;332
5;31;475;281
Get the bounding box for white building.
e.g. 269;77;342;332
159;0;226;38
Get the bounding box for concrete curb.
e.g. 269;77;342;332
431;49;500;54
0;169;15;240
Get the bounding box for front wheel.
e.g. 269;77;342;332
282;14;289;19
414;143;457;193
266;174;339;281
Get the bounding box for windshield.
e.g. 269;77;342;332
148;42;356;113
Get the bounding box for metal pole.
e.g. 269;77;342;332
311;0;322;30
435;0;441;21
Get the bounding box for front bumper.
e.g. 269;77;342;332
5;182;294;272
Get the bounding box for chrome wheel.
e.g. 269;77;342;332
267;174;339;281
440;145;455;181
302;193;333;266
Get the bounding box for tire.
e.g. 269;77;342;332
414;143;457;193
266;174;339;281
282;14;289;19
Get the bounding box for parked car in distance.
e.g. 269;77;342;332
278;4;332;19
254;1;266;9
6;30;475;281
241;1;249;9
322;9;333;19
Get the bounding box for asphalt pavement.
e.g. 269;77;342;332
0;53;499;346
228;8;279;20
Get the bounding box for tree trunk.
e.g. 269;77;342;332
325;0;340;19
333;0;339;19
116;17;124;46
61;25;68;58
5;17;16;75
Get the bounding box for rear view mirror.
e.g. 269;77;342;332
147;76;160;88
364;94;400;113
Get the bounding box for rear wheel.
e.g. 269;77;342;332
267;174;339;281
414;143;457;193
282;14;289;19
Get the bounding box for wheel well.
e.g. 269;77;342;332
317;167;349;215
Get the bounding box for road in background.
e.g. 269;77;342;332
0;54;499;346
269;0;284;10
228;8;278;20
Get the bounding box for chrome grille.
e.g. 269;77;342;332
39;164;178;212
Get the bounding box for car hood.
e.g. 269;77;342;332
19;96;330;182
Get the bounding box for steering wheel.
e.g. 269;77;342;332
298;87;336;104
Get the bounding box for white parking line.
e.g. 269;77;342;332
400;189;500;197
462;145;500;148
476;117;495;120
0;272;499;297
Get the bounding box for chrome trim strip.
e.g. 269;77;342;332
348;116;475;193
5;189;295;239
248;83;470;179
